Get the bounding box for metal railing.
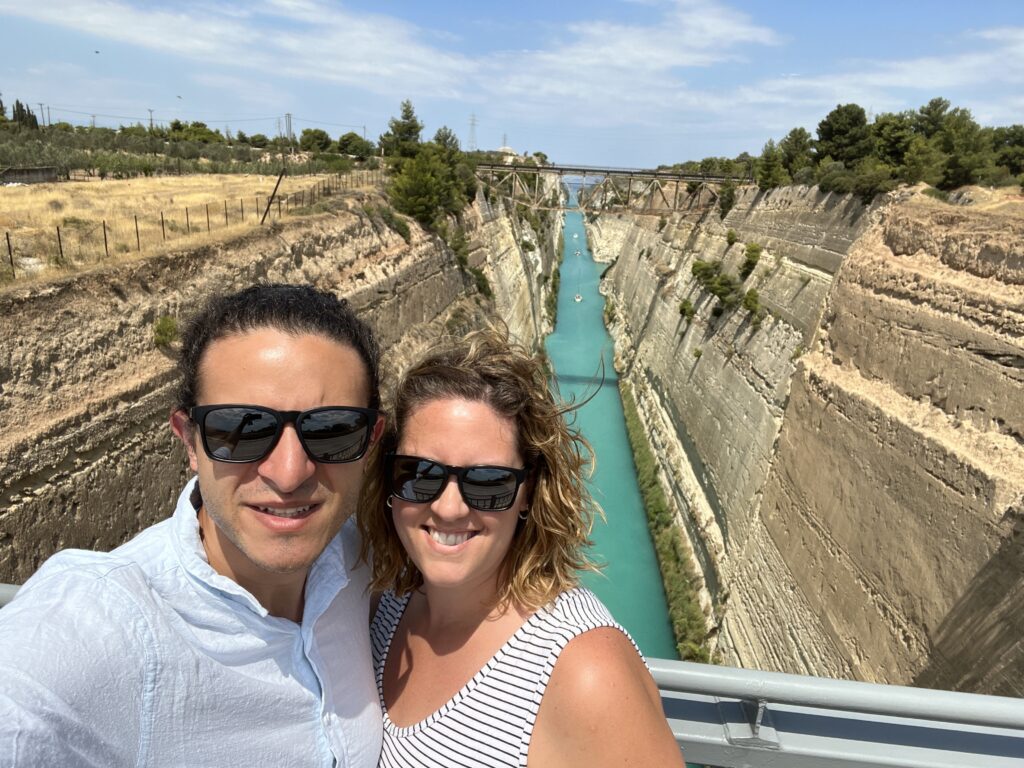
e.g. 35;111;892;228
2;583;1021;766
651;659;1024;767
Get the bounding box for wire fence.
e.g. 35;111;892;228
2;168;384;280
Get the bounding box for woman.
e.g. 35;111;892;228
360;327;685;767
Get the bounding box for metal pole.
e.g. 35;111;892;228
102;220;109;259
240;198;244;220
56;226;63;263
185;208;191;234
134;215;140;251
277;198;282;218
206;203;210;232
255;197;259;219
7;232;15;277
161;211;166;241
224;200;228;226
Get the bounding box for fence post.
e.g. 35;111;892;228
240;198;244;220
255;197;259;219
134;215;141;251
186;208;191;234
206;203;211;232
277;198;282;218
102;220;109;260
7;232;15;278
56;226;64;263
161;211;166;241
224;200;228;226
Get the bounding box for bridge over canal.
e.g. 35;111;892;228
474;161;749;214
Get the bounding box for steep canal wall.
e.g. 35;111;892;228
589;185;1024;695
0;190;556;583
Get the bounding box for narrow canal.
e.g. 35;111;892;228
544;206;679;661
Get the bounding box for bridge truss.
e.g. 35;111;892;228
474;162;747;215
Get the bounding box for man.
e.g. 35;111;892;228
0;284;385;766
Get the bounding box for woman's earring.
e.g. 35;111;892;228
518;507;529;521
386;495;393;510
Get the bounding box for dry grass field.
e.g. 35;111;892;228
0;170;380;283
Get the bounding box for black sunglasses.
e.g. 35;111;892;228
190;404;378;464
387;453;529;512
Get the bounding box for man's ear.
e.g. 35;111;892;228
170;408;200;472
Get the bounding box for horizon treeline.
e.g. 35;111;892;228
0;94;377;177
668;98;1024;203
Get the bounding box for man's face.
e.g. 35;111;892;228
171;328;381;589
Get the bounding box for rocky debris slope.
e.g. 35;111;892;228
592;184;1024;694
0;192;553;583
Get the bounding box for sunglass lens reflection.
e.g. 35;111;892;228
203;407;278;461
299;410;370;461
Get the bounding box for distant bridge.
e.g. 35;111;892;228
474;162;749;215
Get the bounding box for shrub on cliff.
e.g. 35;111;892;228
620;386;710;662
740;243;761;280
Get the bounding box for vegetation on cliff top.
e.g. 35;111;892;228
0;95;363;178
662;97;1024;204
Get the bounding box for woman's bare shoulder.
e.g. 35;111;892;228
530;627;685;767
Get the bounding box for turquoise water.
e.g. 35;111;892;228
545;209;679;661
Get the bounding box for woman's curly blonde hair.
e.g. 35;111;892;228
358;325;599;612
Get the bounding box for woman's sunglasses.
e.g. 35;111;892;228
190;404;378;464
386;453;529;512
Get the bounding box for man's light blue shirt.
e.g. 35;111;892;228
0;477;382;767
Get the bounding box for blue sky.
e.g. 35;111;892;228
1;0;1022;167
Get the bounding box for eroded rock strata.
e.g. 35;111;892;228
0;192;556;583
590;185;1024;695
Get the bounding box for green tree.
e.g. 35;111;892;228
12;100;39;130
299;127;332;152
816;103;873;166
249;133;269;148
901;136;946;186
337;131;374;160
872;111;917;168
235;130;249;144
389;144;459;228
756;139;790;189
915;97;951;139
379;99;423;159
992;125;1024;176
433;125;460;155
778;127;813;177
935;108;992;188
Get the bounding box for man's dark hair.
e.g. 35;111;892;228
176;283;380;410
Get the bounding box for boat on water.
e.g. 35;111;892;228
572;233;579;239
574;249;581;256
574;294;583;303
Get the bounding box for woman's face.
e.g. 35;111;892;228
391;397;528;597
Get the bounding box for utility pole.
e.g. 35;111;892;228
37;103;45;127
362;125;366;140
91;114;96;128
46;106;51;126
285;113;292;142
148;108;154;131
468;114;477;152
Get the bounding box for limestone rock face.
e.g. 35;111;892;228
594;185;1024;694
0;194;552;583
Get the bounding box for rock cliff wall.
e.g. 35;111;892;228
0;191;553;583
590;185;1024;694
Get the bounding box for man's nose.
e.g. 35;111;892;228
257;425;316;493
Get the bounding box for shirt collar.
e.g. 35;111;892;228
169;477;351;624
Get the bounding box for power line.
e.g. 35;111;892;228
291;115;368;131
